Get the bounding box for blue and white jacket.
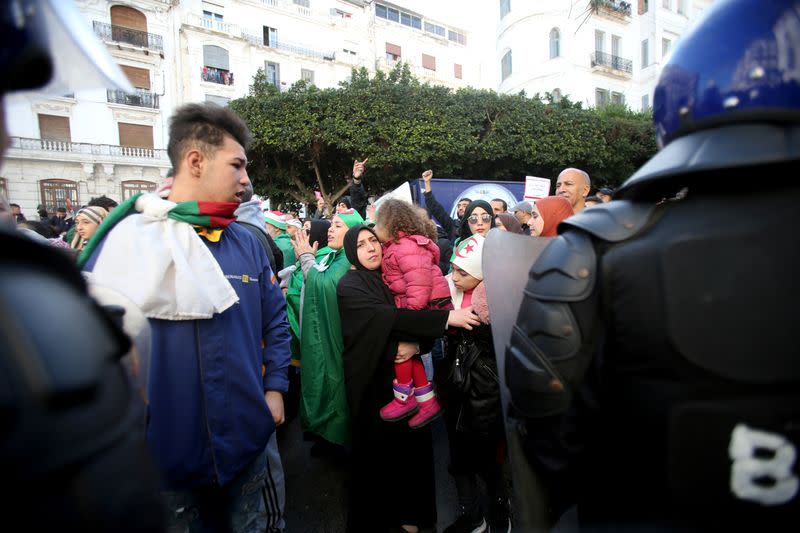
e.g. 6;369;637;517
84;221;291;490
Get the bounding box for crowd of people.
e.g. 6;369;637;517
3;99;610;532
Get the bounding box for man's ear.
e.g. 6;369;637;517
185;149;204;179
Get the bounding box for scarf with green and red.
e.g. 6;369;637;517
77;192;239;268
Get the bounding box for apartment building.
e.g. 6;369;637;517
496;0;712;110
1;0;477;216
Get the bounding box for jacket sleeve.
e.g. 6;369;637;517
393;308;449;338
261;264;292;393
423;190;454;237
397;246;434;310
350;179;368;219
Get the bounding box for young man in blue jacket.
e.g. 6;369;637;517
82;103;291;532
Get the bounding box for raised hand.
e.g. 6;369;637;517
292;226;318;257
422;169;433;182
353;158;369;180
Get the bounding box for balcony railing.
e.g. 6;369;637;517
592;0;633;19
92;21;164;53
591;51;633;74
241;32;334;60
107;89;160;109
8;137;168;161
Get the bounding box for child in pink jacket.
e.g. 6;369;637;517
373;200;452;428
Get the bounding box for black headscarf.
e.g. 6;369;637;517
308;219;330;249
459;199;496;241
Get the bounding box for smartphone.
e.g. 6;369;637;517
314;191;322;200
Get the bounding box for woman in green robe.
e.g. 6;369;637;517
294;209;364;447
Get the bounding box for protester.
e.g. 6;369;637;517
511;201;533;233
266;210;295;267
292;208;364;451
584;195;602;208
555;167;591;214
339;158;369;218
595;187;613;203
494;212;525;234
70;205;108;251
373;199;452;428
337;224;481;532
421;169;471;241
235;182;281;274
81;103;291;532
9;202;26;223
49;206;72;234
441;234;510;533
490;198;508;215
458;199;495;242
530;196;574;237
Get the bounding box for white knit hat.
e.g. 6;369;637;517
264;210;287;230
451;233;485;280
286;218;302;230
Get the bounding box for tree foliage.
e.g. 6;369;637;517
229;64;657;207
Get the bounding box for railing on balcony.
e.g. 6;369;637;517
241;32;334;60
107;89;160;109
592;0;633;18
8;137;168;160
202;66;234;85
591;51;633;74
92;21;164;53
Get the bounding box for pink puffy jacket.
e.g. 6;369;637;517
382;233;452;310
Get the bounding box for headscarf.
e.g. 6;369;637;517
458;199;495;241
343;224;380;271
70;206;108;250
535;196;574;237
495;213;524;234
334;208;364;229
309;220;331;249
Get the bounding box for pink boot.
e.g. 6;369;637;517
408;382;442;429
380;380;419;422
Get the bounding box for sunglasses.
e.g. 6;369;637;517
467;213;492;224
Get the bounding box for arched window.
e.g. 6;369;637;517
39;179;79;214
202;45;232;85
549;28;560;59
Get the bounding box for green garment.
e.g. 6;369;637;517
274;232;296;267
299;247;352;447
286;246;333;361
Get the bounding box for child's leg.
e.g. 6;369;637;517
395;359;413;384
411;357;428;387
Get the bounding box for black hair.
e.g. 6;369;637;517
491;198;508;212
88;195;118;210
458;197;472;204
167;103;252;170
56;207;67;213
337;196;352;208
585;196;602;204
9;203;20;208
18;220;54;238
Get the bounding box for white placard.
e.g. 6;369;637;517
524;176;551;200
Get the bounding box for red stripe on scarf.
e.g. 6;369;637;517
198;201;239;227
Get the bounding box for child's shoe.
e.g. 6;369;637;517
408;382;442;429
379;380;418;421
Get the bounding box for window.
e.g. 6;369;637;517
301;69;315;84
662;37;671;58
38;114;71;142
677;0;686;14
500;0;511;18
662;0;671;9
202;9;224;30
121;180;156;200
40;179;79;214
448;30;466;45
501;50;512;81
376;3;387;18
611;91;625;105
595;30;605;53
612;35;621;58
263;26;278;47
118;123;154;148
638;0;649;15
342;48;357;57
385;42;401;62
120;65;151;90
641;39;649;67
265;61;280;88
387;7;399;22
552;88;562;102
422;54;436;71
424;21;445;37
0;177;8;201
293;0;310;8
206;94;230;106
549;28;560;59
110;5;147;32
454;63;462;79
642;94;650;111
595;88;609;107
203;45;231;84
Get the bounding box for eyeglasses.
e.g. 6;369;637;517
467;213;492;225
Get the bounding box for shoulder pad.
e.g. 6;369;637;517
529;230;595;302
560;200;655;243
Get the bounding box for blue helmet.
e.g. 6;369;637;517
617;0;800;198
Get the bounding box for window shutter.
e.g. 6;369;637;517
454;63;462;79
110;5;147;32
422;53;436;70
120;65;151;90
118;123;154;148
203;45;230;70
38;114;71;142
385;42;402;57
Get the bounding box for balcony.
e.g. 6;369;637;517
107;89;160;109
201;66;234;85
92;21;164;55
6;137;169;166
591;0;632;22
241;32;335;61
591;51;633;78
